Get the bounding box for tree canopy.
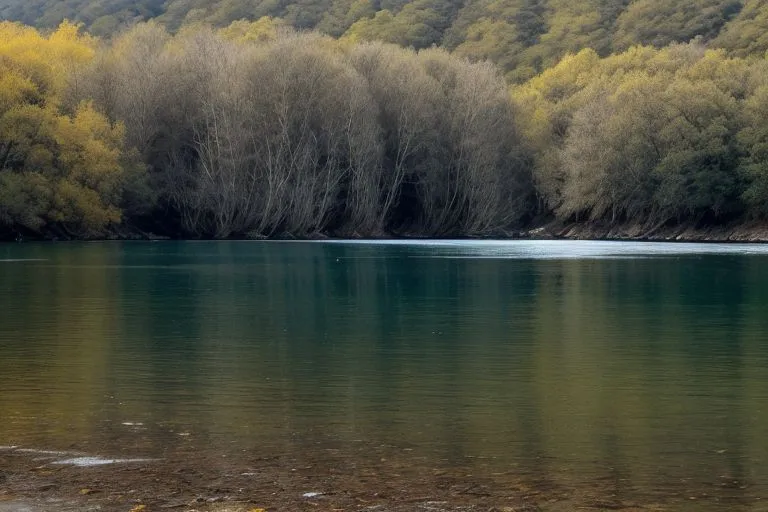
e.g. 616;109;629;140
3;4;768;239
0;21;135;236
1;0;766;80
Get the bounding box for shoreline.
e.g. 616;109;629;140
533;220;768;244
0;445;726;512
4;221;768;244
0;447;576;512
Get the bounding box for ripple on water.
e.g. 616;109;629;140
2;447;156;467
52;457;156;467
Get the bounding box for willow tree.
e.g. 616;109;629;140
348;42;440;232
239;34;382;236
415;49;532;235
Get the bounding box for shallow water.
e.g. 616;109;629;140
1;240;768;509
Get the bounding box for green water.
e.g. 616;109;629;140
2;240;768;507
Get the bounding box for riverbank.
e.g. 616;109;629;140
527;220;768;243
6;220;768;244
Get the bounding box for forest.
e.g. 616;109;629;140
3;0;768;81
1;1;768;239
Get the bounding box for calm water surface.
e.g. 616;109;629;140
2;240;768;507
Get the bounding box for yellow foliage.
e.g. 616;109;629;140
219;17;284;43
0;21;95;102
0;23;133;235
0;72;38;113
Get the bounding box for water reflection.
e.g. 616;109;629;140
1;241;768;507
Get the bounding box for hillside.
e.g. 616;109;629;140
2;0;768;80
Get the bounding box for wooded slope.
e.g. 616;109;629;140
3;0;768;80
3;21;768;240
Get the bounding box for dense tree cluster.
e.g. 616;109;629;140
71;23;533;238
514;42;768;227
3;19;768;239
0;0;763;81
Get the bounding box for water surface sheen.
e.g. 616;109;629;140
2;240;768;507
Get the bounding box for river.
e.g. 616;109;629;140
1;240;768;510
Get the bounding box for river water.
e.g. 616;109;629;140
1;240;768;509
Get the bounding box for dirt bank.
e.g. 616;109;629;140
524;220;768;243
5;219;768;243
